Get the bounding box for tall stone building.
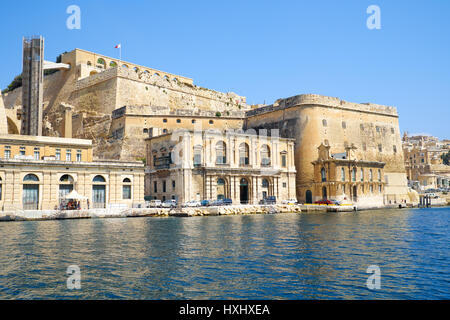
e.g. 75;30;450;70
245;94;410;206
145;129;297;204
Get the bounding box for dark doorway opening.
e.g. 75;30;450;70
306;190;312;204
240;178;249;204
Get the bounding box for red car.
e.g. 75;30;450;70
314;199;333;205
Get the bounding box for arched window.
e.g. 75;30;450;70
24;174;39;182
260;144;271;166
133;67;139;73
360;168;364;182
378;169;382;182
352;168;356;182
0;177;2;200
369;169;373;182
217;178;226;200
239;143;249;166
93;175;106;183
23;175;39;210
216;141;226;164
93;176;106;208
262;179;269;188
341;168;345;181
322;119;327;127
87;61;92;66
122;64;129;69
321;168;326;182
97;58;106;68
60;174;74;183
59;175;74;199
123;178;131;199
110;61;117;67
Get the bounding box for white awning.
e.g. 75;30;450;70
64;190;88;200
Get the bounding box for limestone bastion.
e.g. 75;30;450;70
1;48;248;161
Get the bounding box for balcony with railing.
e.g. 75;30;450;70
216;156;228;166
261;158;271;167
154;156;172;169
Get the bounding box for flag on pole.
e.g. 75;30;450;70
115;44;122;61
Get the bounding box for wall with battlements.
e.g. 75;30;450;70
245;94;409;205
1;48;248;161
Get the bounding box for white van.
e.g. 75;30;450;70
148;199;162;208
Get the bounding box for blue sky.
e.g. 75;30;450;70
1;0;449;138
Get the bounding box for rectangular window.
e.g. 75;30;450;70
4;146;11;159
283;182;287;188
154;181;157;193
55;149;61;160
34;151;40;160
378;144;382;152
281;154;287;167
76;150;82;162
123;185;131;199
172;180;176;190
66;150;71;161
163;180;166;193
20;147;25;156
194;152;202;167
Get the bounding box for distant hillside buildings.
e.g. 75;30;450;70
402;133;450;190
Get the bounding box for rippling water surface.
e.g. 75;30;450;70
0;207;449;299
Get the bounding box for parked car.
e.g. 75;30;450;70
210;199;224;206
223;198;233;206
183;200;201;207
162;199;177;208
200;200;210;207
314;199;333;205
260;196;276;205
148;199;162;208
330;199;341;205
282;199;298;205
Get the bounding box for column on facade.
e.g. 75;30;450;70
211;175;217;200
205;175;211;200
183;132;191;168
230;175;236;204
252;176;258;204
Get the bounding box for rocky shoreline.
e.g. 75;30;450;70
0;204;302;222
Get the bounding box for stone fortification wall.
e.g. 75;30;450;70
245;94;408;203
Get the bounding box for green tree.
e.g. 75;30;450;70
441;151;450;165
2;75;22;94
